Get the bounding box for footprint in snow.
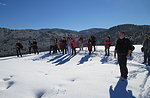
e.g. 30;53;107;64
36;90;45;98
3;75;13;81
6;81;15;89
35;88;66;98
67;78;77;82
0;76;15;90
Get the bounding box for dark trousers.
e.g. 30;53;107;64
33;46;39;54
89;50;92;55
57;47;60;53
62;46;67;55
148;51;150;65
92;42;96;51
53;46;57;53
29;47;31;54
118;53;128;79
144;49;148;63
49;45;54;54
16;48;22;57
60;46;63;53
72;47;76;55
105;47;110;56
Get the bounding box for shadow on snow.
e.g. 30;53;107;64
100;56;118;65
32;53;51;61
47;54;64;63
100;56;109;64
77;54;92;65
55;55;75;66
109;79;136;98
51;51;80;66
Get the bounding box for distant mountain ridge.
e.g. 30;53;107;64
95;24;150;45
78;28;107;35
0;24;150;57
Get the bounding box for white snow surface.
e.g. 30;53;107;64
0;45;150;98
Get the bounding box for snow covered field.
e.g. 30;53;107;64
0;45;150;98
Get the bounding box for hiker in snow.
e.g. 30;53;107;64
91;35;96;51
67;37;72;55
28;40;32;54
62;37;67;55
87;41;92;55
54;38;60;54
78;36;84;51
104;36;112;56
16;41;23;57
71;38;77;55
32;39;39;54
114;32;132;80
49;38;55;54
142;34;150;65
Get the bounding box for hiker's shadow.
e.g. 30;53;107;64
56;55;74;66
47;54;63;63
33;53;50;61
109;79;136;98
52;55;68;64
100;56;109;64
55;50;80;66
39;53;50;59
77;54;91;65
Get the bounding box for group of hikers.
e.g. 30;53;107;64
15;35;96;57
15;32;150;81
16;39;39;57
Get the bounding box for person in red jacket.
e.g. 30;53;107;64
71;38;77;55
87;41;92;55
104;36;112;56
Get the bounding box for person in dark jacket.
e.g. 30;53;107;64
104;36;112;56
28;40;32;54
53;38;60;54
142;34;149;65
32;39;39;54
16;41;23;57
114;32;132;80
91;35;96;51
62;37;67;55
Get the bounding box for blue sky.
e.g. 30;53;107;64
0;0;150;31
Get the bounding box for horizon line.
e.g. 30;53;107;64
0;24;150;31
